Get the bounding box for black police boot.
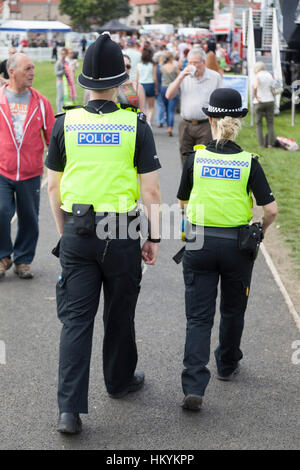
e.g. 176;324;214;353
57;412;82;434
109;370;145;399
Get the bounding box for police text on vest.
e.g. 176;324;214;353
77;132;121;146
201;165;241;180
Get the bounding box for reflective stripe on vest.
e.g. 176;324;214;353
61;107;139;213
186;148;253;227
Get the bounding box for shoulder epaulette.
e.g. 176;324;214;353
193;144;206;151
55;104;85;118
55;111;66;118
137;112;147;123
63;105;84;112
251;153;260;160
117;103;140;113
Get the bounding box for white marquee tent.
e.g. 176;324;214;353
0;20;71;33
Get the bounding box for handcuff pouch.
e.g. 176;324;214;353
72;204;95;237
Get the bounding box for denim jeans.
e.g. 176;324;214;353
160;86;178;128
155;89;166;125
182;235;254;396
0;174;41;264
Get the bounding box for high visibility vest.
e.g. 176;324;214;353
61;107;139;213
186;147;253;227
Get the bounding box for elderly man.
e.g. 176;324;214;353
0;53;55;279
166;48;222;166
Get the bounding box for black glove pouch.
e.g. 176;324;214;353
72;204;95;237
238;223;264;260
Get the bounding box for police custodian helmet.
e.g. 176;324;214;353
202;88;248;118
78;32;129;90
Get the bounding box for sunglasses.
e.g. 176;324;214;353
125;64;131;69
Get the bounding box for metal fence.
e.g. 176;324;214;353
0;47;54;62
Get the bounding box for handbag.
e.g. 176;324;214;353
271;79;283;96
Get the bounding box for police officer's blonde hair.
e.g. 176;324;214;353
212;116;242;144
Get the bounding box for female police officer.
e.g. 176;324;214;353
177;88;278;411
46;33;161;433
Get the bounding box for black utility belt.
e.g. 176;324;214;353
65;204;139;238
65;212;139;225
191;226;239;240
173;223;264;264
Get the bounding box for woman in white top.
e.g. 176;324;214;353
253;61;275;148
136;48;157;125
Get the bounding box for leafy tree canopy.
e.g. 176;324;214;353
60;0;131;30
154;0;214;27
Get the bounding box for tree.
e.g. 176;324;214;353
59;0;131;30
154;0;214;27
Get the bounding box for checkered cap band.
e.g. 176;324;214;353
208;105;243;113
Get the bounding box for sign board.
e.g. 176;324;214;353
210;13;232;34
222;75;248;109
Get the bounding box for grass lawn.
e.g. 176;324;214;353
32;61;300;276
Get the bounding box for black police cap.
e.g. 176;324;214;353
202;88;248;118
78;32;129;91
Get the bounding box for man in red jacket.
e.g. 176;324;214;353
0;53;55;279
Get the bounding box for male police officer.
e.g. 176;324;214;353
46;33;161;434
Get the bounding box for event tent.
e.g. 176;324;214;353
98;19;137;33
0;20;71;33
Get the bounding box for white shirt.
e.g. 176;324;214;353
123;48;141;81
253;70;274;104
180;67;223;120
136;62;154;84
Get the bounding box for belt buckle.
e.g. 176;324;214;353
191;119;198;126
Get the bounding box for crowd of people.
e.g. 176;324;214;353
51;34;245;129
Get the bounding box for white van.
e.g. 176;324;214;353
141;24;175;35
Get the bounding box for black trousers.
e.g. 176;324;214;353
56;223;142;413
182;235;254;397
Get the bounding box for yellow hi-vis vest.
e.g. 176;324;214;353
61;107;139;213
186;147;253;227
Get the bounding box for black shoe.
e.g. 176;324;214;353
57;412;82;434
109;370;145;399
217;364;240;381
181;394;203;411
